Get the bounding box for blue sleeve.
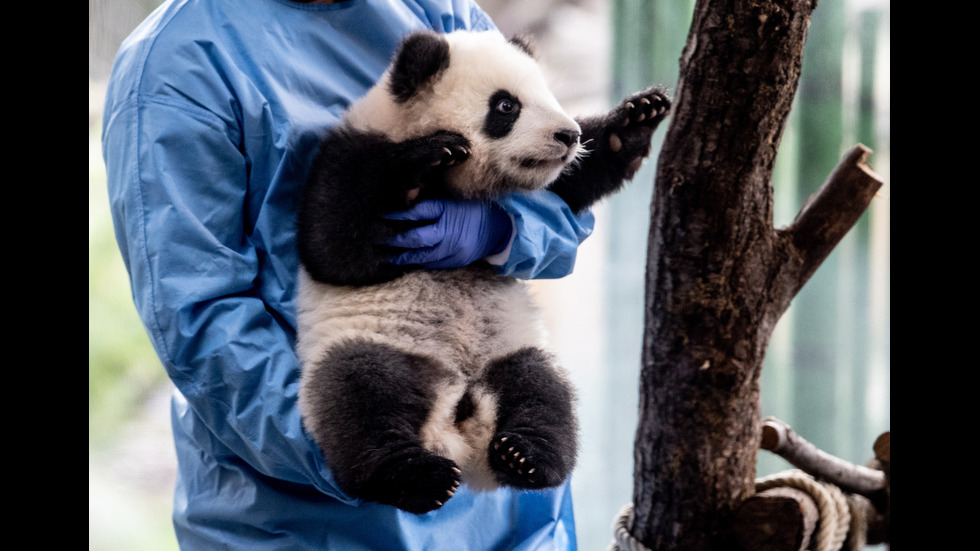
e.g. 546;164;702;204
103;97;348;500
421;0;496;32
492;190;595;280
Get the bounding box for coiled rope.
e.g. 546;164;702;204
608;470;867;551
607;504;646;551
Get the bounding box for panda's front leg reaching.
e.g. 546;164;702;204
548;87;671;213
297;128;471;286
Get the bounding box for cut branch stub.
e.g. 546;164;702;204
764;144;885;326
783;144;884;295
733;487;818;551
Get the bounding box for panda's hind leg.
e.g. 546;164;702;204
301;339;461;514
483;347;578;489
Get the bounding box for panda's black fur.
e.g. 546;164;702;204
296;29;670;515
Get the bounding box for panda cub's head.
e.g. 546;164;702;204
344;30;582;199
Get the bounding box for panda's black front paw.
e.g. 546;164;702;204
602;88;671;178
489;432;568;490
611;87;671;130
365;452;462;515
390;131;471;204
420;131;471;168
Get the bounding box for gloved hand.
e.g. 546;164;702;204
383;199;513;269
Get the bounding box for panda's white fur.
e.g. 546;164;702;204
295;29;670;514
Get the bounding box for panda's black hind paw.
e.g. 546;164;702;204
489;432;568;490
365;452;462;515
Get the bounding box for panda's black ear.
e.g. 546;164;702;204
389;31;450;103
509;33;536;58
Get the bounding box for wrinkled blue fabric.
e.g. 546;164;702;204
495;191;595;280
102;0;590;549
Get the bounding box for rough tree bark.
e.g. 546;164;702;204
629;0;884;549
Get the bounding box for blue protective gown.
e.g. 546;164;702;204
102;0;593;549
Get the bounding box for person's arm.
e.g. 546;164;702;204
103;96;349;500
386;190;594;279
490;189;595;279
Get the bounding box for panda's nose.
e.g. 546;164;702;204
554;129;580;148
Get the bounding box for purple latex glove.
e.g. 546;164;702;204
383;199;513;269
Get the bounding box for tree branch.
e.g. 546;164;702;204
782;144;884;294
760;417;886;496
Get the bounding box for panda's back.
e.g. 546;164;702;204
296;265;546;376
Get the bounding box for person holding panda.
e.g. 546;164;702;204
102;0;593;549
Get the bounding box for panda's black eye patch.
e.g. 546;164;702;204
484;90;521;139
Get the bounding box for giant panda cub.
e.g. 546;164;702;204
296;29;670;514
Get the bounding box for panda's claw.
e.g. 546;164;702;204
489;432;565;490
620;106;632;127
420;131;471;170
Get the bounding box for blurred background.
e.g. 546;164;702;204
89;0;890;549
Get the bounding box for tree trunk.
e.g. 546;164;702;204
629;0;883;549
